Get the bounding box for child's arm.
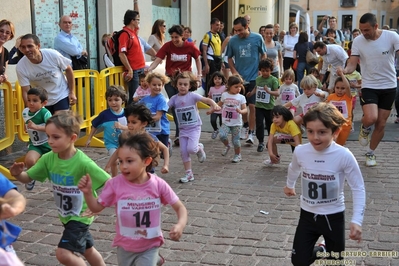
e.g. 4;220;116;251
169;200;187;241
264;85;280;97
246;86;257;97
314;90;327;99
0;188;26;220
26;121;46;132
200;97;221;111
237;103;247;115
85;126;97;147
157;141;169;174
283;101;293;108
267;133;279;163
337;67;351;98
152;111;164;122
78;174;106;213
9;162;33;183
114;121;128;131
292;135;301;147
105;148;119;174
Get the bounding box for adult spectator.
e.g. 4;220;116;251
148;19;166;61
259;26;266;38
313;41;348;92
352;28;361;39
54;15;88;69
323;28;339;45
244;15;251;31
17;34;76;114
279;30;286;45
283;22;299;73
273;23;280;41
117;9;146;105
182;26;194;43
343;13;399;167
264;24;283;78
0;19;15;84
8;35;23;65
219;21;226;42
146;24;201;145
294;32;316;93
202;18;222;95
310;29;321;43
318;16;345;47
225;16;267;143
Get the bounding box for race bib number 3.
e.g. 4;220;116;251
256;86;270;104
175;105;198;126
300;171;340;206
117;198;162;239
52;185;83;217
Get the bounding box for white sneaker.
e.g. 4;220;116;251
179;172;194;183
245;133;254;144
211;130;219;139
221;145;231;156
240;127;248;140
365;153;377;167
263;157;280;166
197;143;206;163
232;154;242;163
358;125;371;146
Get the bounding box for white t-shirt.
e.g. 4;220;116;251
279;84;300;104
16;49;71;106
290;88;328;114
352;30;399;89
220;92;246;127
286;142;365;226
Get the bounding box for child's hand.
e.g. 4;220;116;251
9;162;25;177
206;110;213;115
270;154;280;164
0;202;20;219
264;85;270;93
169;223;184;241
114;121;122;129
161;165;169;174
133;96;140;102
104;164;111;174
85;139;91;147
336;67;344;76
78;174;93;194
236;108;242;114
27;120;37;130
284;186;296;196
349;223;362;243
213;105;221;111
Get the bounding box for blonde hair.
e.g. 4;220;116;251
145;72;170;85
281;69;295;83
300;75;318;90
46;111;83;136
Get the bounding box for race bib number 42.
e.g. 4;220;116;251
175;105;198;126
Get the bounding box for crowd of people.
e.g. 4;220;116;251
0;5;398;266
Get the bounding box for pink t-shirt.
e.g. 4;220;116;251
133;86;151;100
98;173;179;253
208;85;226;114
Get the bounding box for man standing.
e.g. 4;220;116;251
17;34;76;114
226;17;267;144
54;15;88;69
343;13;399;167
313;41;348;92
202;18;222;96
273;23;280;41
118;9;146;105
318;16;345;47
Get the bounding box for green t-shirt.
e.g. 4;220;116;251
255;75;280;110
22;107;51;149
27;149;111;225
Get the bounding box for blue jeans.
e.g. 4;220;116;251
127;68;144;105
297;61;312;94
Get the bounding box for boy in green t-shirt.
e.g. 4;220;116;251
22;87;52;191
10;111;110;266
247;59;280;152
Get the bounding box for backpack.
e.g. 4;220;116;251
199;31;212;65
107;29;133;66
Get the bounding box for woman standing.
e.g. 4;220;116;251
293;32;317;93
146;25;202;145
283;23;299;74
147;19;166;61
264;24;283;79
0;19;15;83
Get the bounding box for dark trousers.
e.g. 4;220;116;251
283;57;297;81
165;82;179;137
127;68;144;105
291;209;345;266
255;108;272;143
210;113;222;131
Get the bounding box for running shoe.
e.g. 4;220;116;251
180;172;194;183
221;145;231;156
197;143;206;163
257;143;265;152
232;154;242;163
365;152;377;167
358;124;371;146
246;133;254;144
240;127;248;140
211;130;219;139
25;180;36;191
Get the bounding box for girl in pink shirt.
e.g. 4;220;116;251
78;133;187;266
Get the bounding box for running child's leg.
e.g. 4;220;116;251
255;108;266;144
219;124;232;156
210;113;219;131
108;148;118;177
83;247;106;266
179;136;194;182
24;150;41;169
231;126;241;155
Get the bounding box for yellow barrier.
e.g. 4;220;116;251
0;82;17;180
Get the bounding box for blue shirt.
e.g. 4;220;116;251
54;30;84;61
226;32;267;81
0;174;17;196
140;94;170;135
91;109;126;150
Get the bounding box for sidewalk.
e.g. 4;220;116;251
5;131;399;266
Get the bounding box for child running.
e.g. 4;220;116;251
78;132;187;266
86;85;128;176
283;75;328;130
207;71;227;139
168;71;220;183
326;68;352;146
105;103;170;174
284;102;365;266
264;105;301;166
22;87;52;191
209;75;247;163
133;73;151;103
140;73;171;150
10;111;110;266
246;58;280;152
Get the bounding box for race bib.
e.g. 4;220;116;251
222;106;239;124
330;100;348;118
52;185;83;217
303;102;317;114
117;198;162;240
175;105;198;126
212;93;222;103
145;113;161;133
281;90;295;104
275;133;295;143
27;123;48;146
300;171;340;206
255;86;270;104
118;116;127;126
